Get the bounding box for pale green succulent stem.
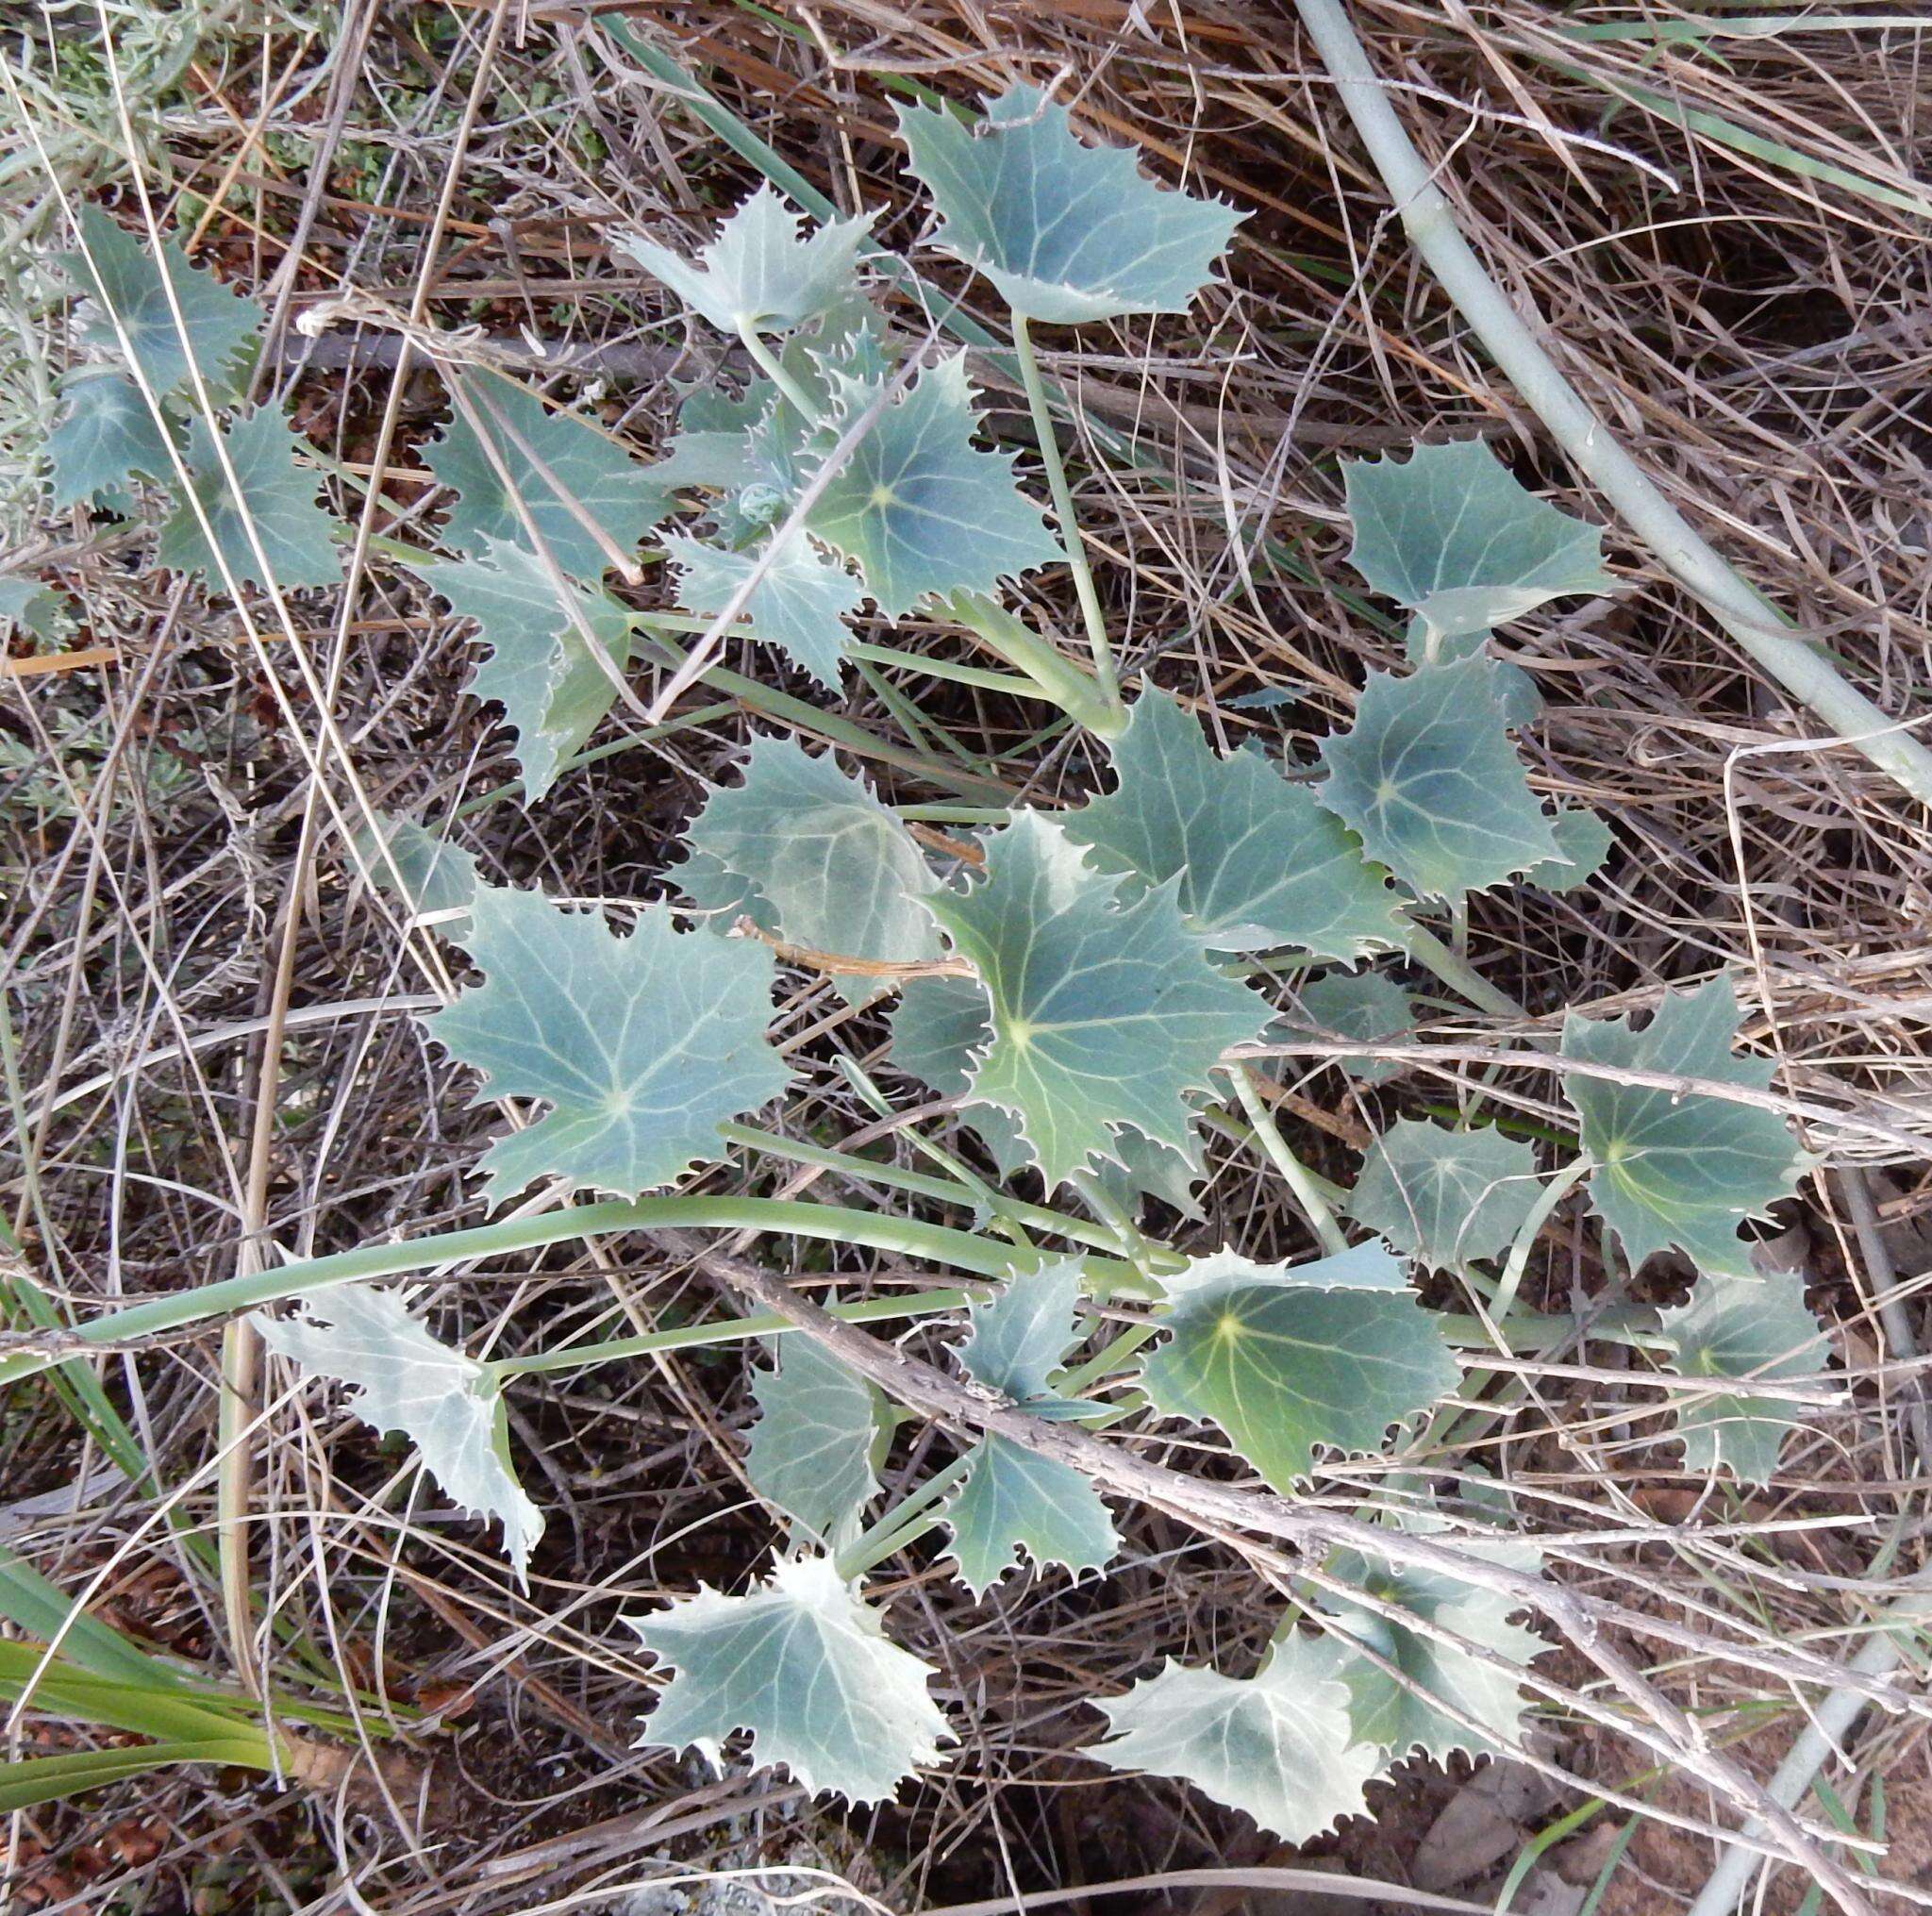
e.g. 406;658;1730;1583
736;322;821;424
1230;1065;1351;1257
0;1198;1141;1395
1490;1154;1592;1324
1405;923;1531;1023
494;1286;980;1379
1010;314;1123;717
1686;1582;1925;1916
716;1122;1133;1256
1293;0;1932;808
942;591;1125;738
834;1453;978;1580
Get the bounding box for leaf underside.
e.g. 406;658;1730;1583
898;83;1242;324
254;1285;542;1581
1090;1634;1379;1842
424;883;789;1202
626;1554;951;1804
1562;979;1809;1276
924;812;1269;1191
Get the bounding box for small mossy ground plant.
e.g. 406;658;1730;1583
9;74;1865;1894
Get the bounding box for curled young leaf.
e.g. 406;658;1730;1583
626;1554;951;1804
254;1285;542;1582
1139;1246;1459;1491
1562;979;1810;1277
1090;1633;1379;1842
616;185;875;336
425;883;790;1202
924;812;1269;1191
899;84;1243;324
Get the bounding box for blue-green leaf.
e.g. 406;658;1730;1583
154;407;340;591
1090;1634;1378;1841
1317;657;1561;903
1139;1247;1459;1491
648;383;772;494
627;1554;951;1803
1346;1120;1541;1272
616;185;874;336
1344;439;1614;641
663;525;862;690
945;1438;1119;1598
254;1285;542;1582
1059;691;1401;959
425;883;790;1202
1656;1266;1828;1484
0;578;65;645
1309;1518;1545;1761
65;205;258;401
1292;970;1416;1086
943;1265;1118;1593
356;815;480;928
45;371;174;509
898;84;1243;324
745;1340;886;1549
411;541;633;803
924;812;1269;1191
683;736;940;1002
888;973;1032;1180
805;355;1060;617
957;1260;1091;1411
1524;805;1614;894
425;373;669;580
1562;979;1810;1276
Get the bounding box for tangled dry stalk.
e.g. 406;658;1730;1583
6;3;1932;1913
